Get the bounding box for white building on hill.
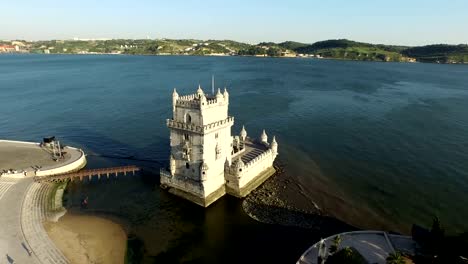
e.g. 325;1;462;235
160;85;278;207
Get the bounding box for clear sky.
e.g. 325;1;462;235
1;0;467;46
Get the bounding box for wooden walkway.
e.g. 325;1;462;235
33;165;140;183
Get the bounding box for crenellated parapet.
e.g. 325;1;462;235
203;116;234;133
173;86;229;110
167;116;234;134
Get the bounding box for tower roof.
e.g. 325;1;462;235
197;84;204;96
240;125;247;138
261;129;268;143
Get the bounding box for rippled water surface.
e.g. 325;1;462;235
1;54;468;262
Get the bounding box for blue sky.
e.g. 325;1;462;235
1;0;467;45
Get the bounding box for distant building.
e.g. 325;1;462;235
160;85;278;207
0;45;16;53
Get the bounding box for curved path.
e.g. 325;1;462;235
0;177;69;264
297;230;416;264
21;182;68;264
0;177;40;264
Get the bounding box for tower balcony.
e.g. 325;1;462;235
167;116;234;134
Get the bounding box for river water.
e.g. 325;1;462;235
1;54;467;262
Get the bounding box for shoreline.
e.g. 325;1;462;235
44;181;128;264
242;163;355;234
44;212;127;264
3;52;467;64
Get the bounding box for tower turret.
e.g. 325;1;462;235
197;85;204;98
172;88;179;112
200;160;209;181
223;88;229;103
260;129;268;144
170;154;176;175
240;125;247;141
200;92;207;106
216;88;223;101
271;136;278;155
233;157;245;176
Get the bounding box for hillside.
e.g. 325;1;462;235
401;44;468;63
294;39;412;62
2;38;467;63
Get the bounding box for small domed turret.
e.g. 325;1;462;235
197;84;204;98
170;154;176;176
271;136;278;155
172;88;179;111
200;93;207;106
223;88;229;102
233;157;245;175
200;160;209;181
260;129;268;144
216;88;223;101
240;125;247;141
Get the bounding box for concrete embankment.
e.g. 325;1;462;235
0;139;87;178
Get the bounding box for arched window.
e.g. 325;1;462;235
185;113;192;124
186;162;190;169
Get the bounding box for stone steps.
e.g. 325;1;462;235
21;182;69;264
0;178;17;200
241;148;265;163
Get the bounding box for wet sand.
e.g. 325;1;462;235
44;213;127;264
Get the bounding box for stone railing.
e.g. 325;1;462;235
35;148;87;177
167;116;234;134
176;99;200;109
244;149;273;168
167;119;204;133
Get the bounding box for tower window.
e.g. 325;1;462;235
186;113;192;124
215;133;218;139
186;162;190;169
184;134;189;141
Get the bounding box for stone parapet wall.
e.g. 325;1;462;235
160;169;205;197
167;116;234;135
35;148;87;177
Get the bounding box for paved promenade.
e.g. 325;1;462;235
21;182;68;264
297;230;416;264
0;177;69;264
0;177;40;264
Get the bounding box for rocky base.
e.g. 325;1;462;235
242;163;355;233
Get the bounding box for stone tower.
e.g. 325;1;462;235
162;86;233;206
161;84;278;207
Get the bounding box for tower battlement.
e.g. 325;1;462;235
161;83;277;207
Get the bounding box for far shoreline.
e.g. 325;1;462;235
4;52;468;64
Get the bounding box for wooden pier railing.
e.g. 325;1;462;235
34;165;140;183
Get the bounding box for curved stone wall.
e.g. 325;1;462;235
35;148;87;177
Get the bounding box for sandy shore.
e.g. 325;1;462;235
44;213;127;264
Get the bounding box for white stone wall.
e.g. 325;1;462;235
225;149;277;191
161;170;205;196
35;148;87;177
200;101;228;124
238;150;276;188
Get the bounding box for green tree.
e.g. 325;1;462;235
386;251;405;264
328;235;342;254
326;247;367;264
